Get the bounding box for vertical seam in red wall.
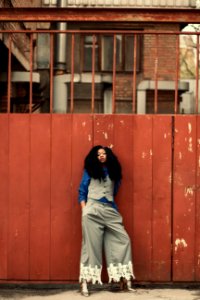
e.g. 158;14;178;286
7;114;10;280
194;115;198;281
28;114;31;280
151;115;154;281
171;115;175;282
132;115;135;275
49;114;53;280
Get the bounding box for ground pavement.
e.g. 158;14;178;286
0;284;200;300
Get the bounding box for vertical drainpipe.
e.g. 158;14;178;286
53;0;68;113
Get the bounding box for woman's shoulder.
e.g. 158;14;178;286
82;169;91;179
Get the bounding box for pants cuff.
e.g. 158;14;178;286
107;261;135;283
79;263;103;284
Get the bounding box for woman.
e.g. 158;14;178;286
78;145;135;296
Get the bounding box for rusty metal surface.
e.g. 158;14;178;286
0;8;200;23
0;114;200;283
1;114;198;283
173;116;197;281
151;115;172;281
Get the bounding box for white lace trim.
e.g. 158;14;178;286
107;261;135;283
79;263;103;284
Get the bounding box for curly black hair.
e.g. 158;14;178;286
84;145;122;182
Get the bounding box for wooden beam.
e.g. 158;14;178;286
0;7;200;23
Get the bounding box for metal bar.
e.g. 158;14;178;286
195;35;199;114
154;34;159;114
7;34;12;114
112;34;117;114
0;29;199;35
0;8;200;23
91;34;96;114
70;33;75;113
50;33;54;114
29;33;33;114
132;34;137;114
174;35;179;114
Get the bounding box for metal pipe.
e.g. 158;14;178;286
0;29;199;35
54;0;68;71
53;0;68;113
29;33;33;113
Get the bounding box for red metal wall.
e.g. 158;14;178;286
0;114;199;283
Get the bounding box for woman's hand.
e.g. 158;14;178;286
80;201;86;209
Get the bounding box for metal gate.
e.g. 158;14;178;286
0;113;200;282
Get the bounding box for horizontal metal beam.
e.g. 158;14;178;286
0;7;200;23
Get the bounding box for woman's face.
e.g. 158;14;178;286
97;148;107;163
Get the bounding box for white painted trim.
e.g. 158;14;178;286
0;71;40;83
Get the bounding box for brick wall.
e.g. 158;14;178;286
115;23;180;103
143;24;180;81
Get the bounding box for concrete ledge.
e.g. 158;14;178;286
57;73;112;84
137;80;189;91
0;71;40;83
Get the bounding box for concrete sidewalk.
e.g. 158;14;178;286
0;284;200;300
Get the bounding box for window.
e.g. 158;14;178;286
101;35;122;71
82;33;142;73
125;35;141;72
82;35;99;72
102;34;141;72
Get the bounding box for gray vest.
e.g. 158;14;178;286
87;176;114;202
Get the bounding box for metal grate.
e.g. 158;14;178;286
0;29;199;114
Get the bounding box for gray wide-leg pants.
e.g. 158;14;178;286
79;200;135;284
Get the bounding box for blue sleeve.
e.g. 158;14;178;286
78;169;91;203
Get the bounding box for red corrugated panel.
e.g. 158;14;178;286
133;115;153;281
8;115;30;280
50;115;73;280
29;115;51;280
0;115;9;280
2;114;200;283
70;114;93;280
173;115;196;281
114;116;133;240
152;116;172;281
195;116;200;280
93;115;114;146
